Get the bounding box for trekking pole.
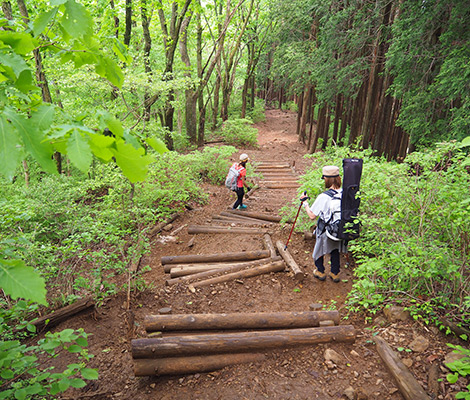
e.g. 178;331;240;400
285;191;309;250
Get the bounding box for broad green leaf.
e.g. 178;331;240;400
0;259;47;305
66;344;82;353
81;368;98;380
69;378;86;388
112;38;132;64
89;133;114;162
13;388;26;400
61;0;93;40
33;8;59;37
146;137;168;154
95;55;124;88
112;140;153;183
0;32;35;55
460;136;470;148
15;69;36;93
0;52;29;78
0;115;22;181
4;108;56;174
123;130;141;150
98;111;123;137
31;104;55;132
0;72;8;83
67;130;92;172
58;378;70;392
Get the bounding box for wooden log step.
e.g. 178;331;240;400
256;165;291;169
144;311;341;332
134;352;266;376
161;250;271;265
263;180;299;185
165;257;281;286
188;225;267;235
211;216;270;226
219;212;276;224
132;325;356;358
264;183;300;189
189;260;286;289
374;336;430;400
275;240;304;281
245;185;259;198
225;209;282;223
169;266;221;278
164;257;278;273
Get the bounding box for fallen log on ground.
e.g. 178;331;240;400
188;260;286;289
263;180;299;185
134;352;265;376
163;257;277;273
374;336;430;400
225;209;282;223
219;211;276;224
188;225;267;235
150;214;179;236
245;184;259;198
144;311;340;332
165;257;281;286
256;165;291;170
275;240;304;282
161;250;271;265
30;297;95;332
132;325;356;358
263;234;277;258
169;265;222;278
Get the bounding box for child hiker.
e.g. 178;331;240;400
301;165;347;282
232;153;251;210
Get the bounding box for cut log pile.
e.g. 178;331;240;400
132;311;356;376
161;234;306;288
255;161;300;189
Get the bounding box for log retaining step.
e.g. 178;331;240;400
161;250;271;265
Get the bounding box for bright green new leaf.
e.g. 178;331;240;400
89;133;114;162
15;69;37;93
0;259;47;305
146;137;168;154
67;130;92;172
112;38;132;64
33;7;59;37
31;104;55;131
123;130;141;150
0;115;22;181
81;368;98;380
95;55;124;88
460;136;470;148
0;32;36;55
4;108;56;174
69;378;86;388
98;111;124;137
61;0;93;40
112;140;154;183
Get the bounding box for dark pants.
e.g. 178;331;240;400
315;249;340;275
232;187;245;209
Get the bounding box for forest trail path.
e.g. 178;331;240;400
59;109;447;400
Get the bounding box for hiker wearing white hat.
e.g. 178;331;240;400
231;154;251;210
301;165;347;283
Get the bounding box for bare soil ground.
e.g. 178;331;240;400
56;109;462;400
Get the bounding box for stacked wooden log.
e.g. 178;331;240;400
256;162;300;189
132;311;356;376
162;234;305;287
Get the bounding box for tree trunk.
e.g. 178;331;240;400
109;0;119;37
298;86;311;144
141;0;152;120
332;94;342;145
124;0;132;46
320;106;331;150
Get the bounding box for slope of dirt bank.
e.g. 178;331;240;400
55;109;462;400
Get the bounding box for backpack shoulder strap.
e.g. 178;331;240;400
323;189;337;198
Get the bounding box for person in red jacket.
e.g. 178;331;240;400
232;153;251;210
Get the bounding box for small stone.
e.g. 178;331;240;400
383;306;411;322
309;303;323;311
350;350;360;357
163;224;173;231
445;350;466;366
376;378;383;385
324;348;344;364
325;360;336;369
188;237;195;247
353;371;359;378
158;307;172;315
373;316;388;327
150;383;156;389
409;335;429;352
402;358;413;368
343;386;355;400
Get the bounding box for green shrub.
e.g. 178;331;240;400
248;99;266;123
220;118;258;147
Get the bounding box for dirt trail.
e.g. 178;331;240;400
58;109;455;400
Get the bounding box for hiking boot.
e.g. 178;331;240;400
329;272;340;283
238;204;247;210
313;269;326;281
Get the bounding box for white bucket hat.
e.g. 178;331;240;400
239;153;249;162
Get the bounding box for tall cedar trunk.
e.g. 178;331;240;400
124;0;132;46
360;1;392;150
295;93;304;138
240;44;253;118
180;15;198;145
141;0;152;120
332;94;342;144
310;104;327;153
373;74;393;156
16;0;62;173
339;98;351;144
250;75;255;109
278;87;283;110
299;86;311;144
2;1;12;19
348;80;368;146
320;106;330;150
